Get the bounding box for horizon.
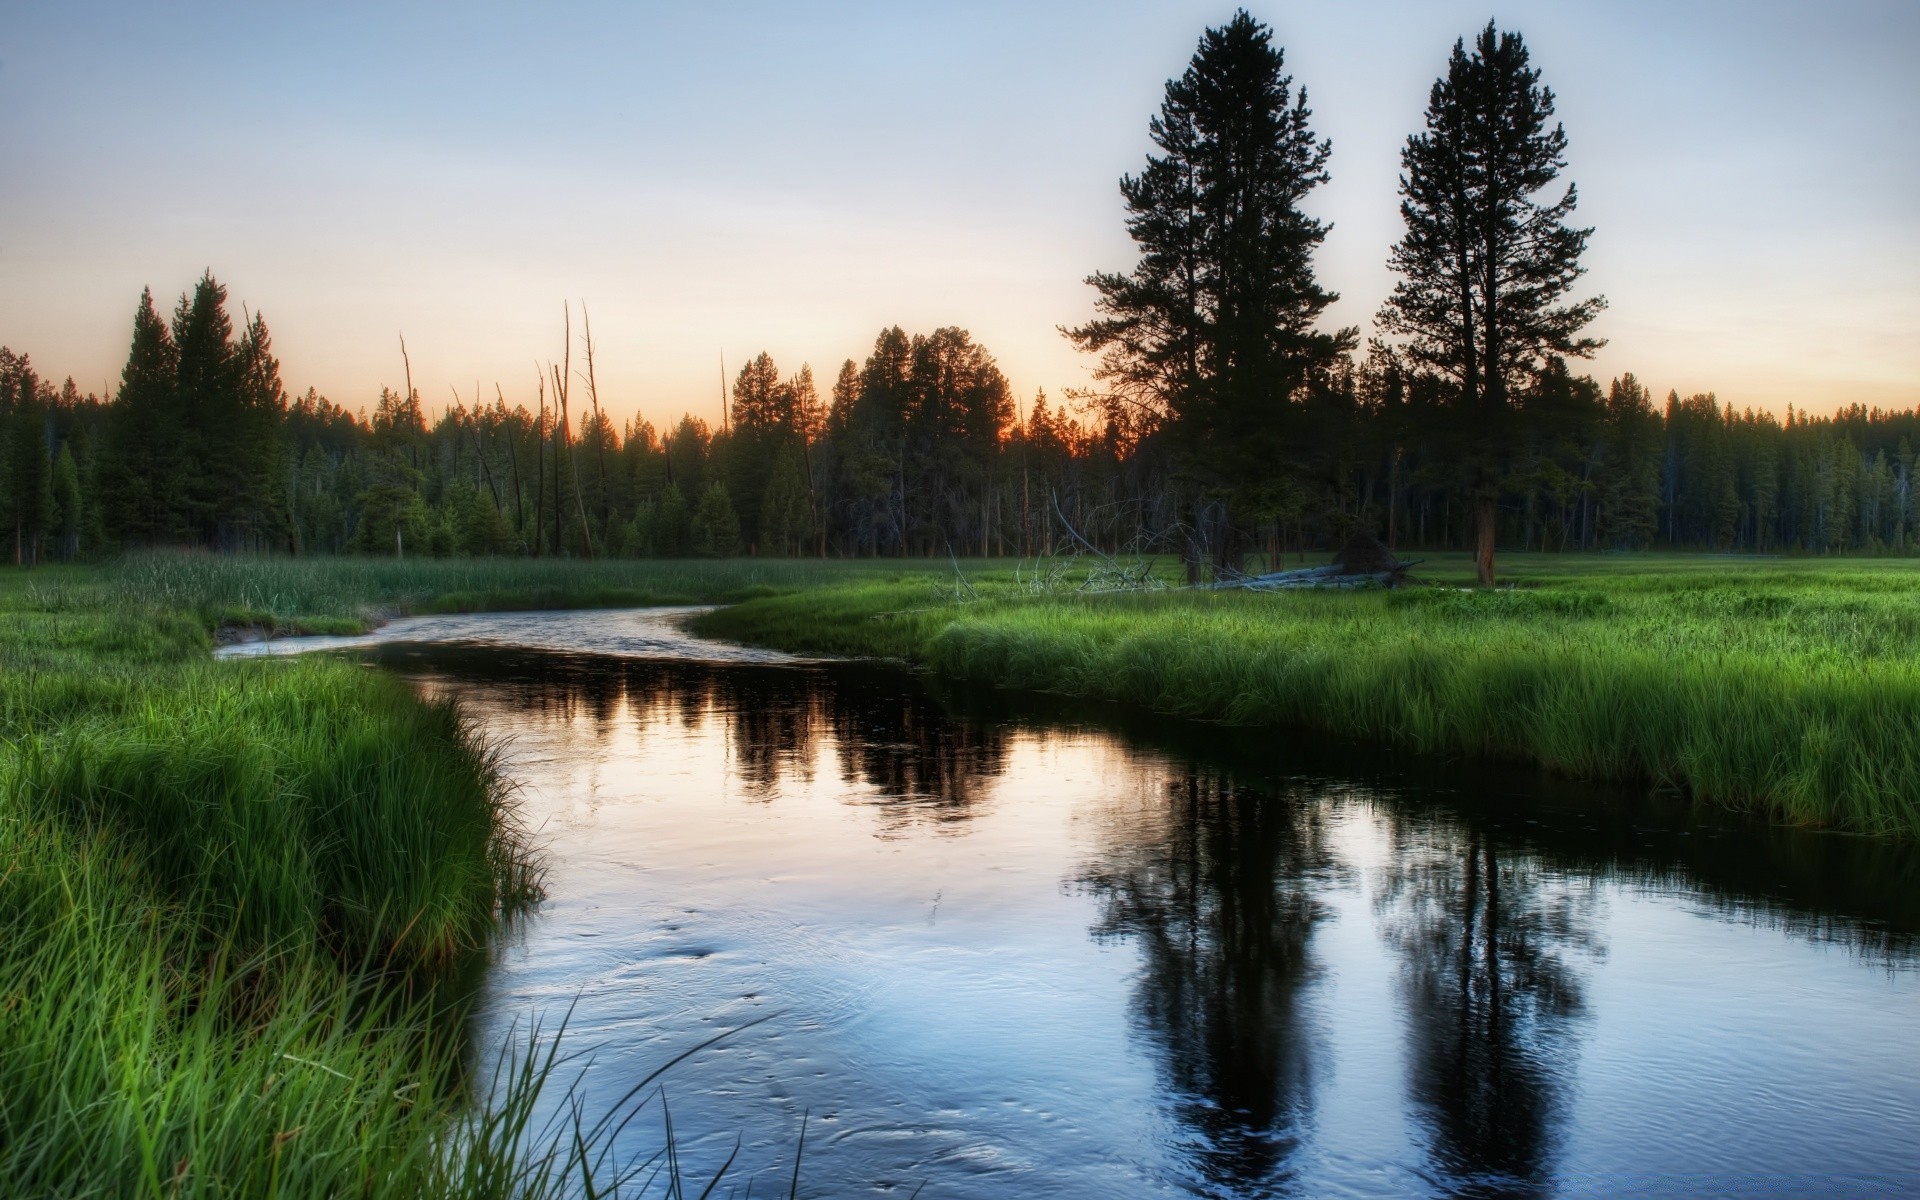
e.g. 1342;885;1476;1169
4;1;1916;428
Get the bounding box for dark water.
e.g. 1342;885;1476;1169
267;610;1919;1198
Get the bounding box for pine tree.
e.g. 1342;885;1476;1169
1596;375;1660;548
170;271;235;544
99;289;180;545
759;440;814;555
1067;10;1351;565
1379;22;1605;583
650;484;691;556
51;443;81;561
231;311;290;548
690;482;740;557
0;353;56;565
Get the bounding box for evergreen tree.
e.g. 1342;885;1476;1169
648;484;692;556
0;355;55;565
51;443;81;561
689;482;740;557
1596;375;1660;548
1067;10;1351;567
725;351;788;550
454;482;518;555
99;289;180;544
759;439;814;555
170;271;235;543
1379;22;1605;583
230;311;290;548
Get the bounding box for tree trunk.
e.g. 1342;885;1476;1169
1474;493;1497;586
1387;448;1400;547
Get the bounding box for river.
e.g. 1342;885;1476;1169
222;608;1920;1198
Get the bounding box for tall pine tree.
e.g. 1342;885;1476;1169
99;289;181;545
1379;22;1605;584
1067;10;1351;568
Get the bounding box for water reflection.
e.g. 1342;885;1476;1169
379;644;1012;827
1078;773;1333;1195
342;629;1920;1198
1375;819;1602;1197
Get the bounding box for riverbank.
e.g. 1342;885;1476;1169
695;554;1920;839
0;552;938;1194
0;567;620;1195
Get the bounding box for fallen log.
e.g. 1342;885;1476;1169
1201;559;1421;591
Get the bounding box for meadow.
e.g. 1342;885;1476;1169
3;548;1913;1191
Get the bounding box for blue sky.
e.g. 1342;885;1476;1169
3;1;1914;426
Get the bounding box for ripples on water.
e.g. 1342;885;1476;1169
241;610;1920;1198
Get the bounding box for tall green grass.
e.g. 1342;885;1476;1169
0;564;656;1194
0;554;830;1195
697;557;1920;838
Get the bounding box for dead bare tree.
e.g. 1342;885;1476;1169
452;384;502;508
579;303;612;528
396;334;415;558
497;384;525;542
553;303;594;559
1002;491;1168;595
533;366;547;556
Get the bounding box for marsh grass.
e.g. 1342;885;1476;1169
0;557;812;1195
696;553;1920;837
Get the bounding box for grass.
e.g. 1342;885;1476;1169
17;552;920;635
0;559;828;1196
4;546;1913;1188
694;552;1920;839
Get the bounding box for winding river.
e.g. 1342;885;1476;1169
223;608;1920;1198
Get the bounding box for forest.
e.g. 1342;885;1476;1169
4;286;1915;571
2;16;1914;577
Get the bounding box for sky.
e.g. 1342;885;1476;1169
3;0;1916;430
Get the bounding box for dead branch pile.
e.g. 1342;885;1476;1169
1207;532;1419;591
1203;561;1418;590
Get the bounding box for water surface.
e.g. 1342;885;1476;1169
251;609;1920;1198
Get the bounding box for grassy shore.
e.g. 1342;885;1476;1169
1;552;925;1195
0;560;744;1196
695;552;1920;839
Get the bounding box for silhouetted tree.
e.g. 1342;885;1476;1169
1379;22;1605;584
1068;10;1353;572
99;289;180;545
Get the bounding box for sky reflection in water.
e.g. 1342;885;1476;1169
334;613;1919;1199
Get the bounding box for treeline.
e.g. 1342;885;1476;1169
3;16;1914;569
2;273;1917;566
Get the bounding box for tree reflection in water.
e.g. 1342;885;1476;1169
393;648;1012;832
1374;815;1604;1198
1077;771;1334;1197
